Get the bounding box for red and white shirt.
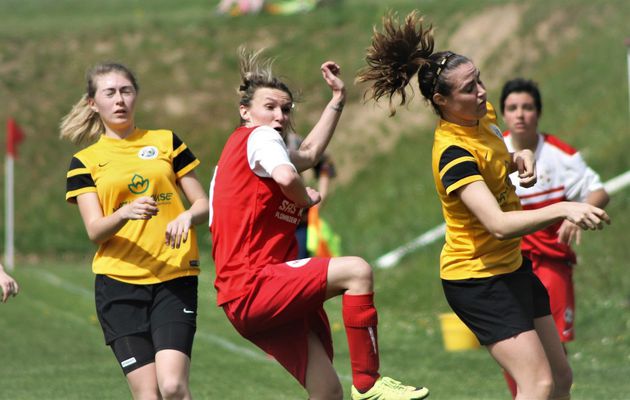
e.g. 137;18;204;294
209;126;303;305
503;131;604;262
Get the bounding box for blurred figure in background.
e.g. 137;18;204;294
216;0;265;15
500;77;610;398
209;47;428;400
357;10;610;400
305;153;341;258
61;62;208;400
287;131;339;258
0;262;19;303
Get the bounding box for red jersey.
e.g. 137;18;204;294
503;131;604;262
210;126;302;305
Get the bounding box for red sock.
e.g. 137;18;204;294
503;370;517;399
342;293;380;392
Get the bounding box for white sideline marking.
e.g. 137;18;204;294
603;170;630;195
375;224;446;269
31;268;353;381
375;170;630;269
30;269;268;362
195;332;270;362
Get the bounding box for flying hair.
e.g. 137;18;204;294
356;10;435;116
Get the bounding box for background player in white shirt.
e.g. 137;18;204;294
500;77;610;399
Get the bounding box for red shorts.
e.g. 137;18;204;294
530;255;575;342
222;257;332;386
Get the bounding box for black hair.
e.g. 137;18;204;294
500;78;542;115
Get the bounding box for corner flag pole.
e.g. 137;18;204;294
5;118;24;271
4;155;14;271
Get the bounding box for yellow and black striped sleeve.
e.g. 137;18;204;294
439;145;482;195
172;132;200;178
66;157;96;203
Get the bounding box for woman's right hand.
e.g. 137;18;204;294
305;186;322;208
120;196;158;220
563;202;610;230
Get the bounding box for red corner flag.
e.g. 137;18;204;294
7;118;25;158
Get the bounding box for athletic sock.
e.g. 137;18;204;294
342;292;380;392
503;369;517;399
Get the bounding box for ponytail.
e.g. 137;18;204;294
59;94;104;145
357;10;470;117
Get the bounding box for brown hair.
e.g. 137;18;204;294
237;47;296;131
356;10;470;117
60;63;139;145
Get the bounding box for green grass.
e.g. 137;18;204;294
3;198;630;399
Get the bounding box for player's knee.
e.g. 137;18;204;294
532;374;554;398
158;377;188;400
347;256;373;288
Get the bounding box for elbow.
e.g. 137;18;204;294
88;232;107;246
85;225;108;245
88;234;106;245
491;230;510;241
273;166;301;188
485;223;513;241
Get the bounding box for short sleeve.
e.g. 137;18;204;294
438;145;482;195
66;156;96;203
564;152;604;201
247;126;296;177
172;132;200;178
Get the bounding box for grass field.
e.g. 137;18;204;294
2;198;630;400
1;0;630;398
3;191;630;399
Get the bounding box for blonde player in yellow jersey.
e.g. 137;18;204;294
61;63;208;400
357;11;610;400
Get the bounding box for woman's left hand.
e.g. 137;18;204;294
0;269;19;303
514;149;536;188
321;61;345;95
165;210;193;249
557;219;581;245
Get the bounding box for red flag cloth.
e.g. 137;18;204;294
7;118;25;158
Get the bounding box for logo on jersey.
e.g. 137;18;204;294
128;174;150;194
564;307;574;324
489;124;504;141
138;146;158;160
286;259;311;268
274;200;300;224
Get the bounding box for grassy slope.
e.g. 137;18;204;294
0;0;629;398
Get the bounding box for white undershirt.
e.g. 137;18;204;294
246;126;296;177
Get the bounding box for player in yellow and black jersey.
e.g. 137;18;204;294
357;11;610;399
61;62;208;399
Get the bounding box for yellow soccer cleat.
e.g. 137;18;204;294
351;376;429;400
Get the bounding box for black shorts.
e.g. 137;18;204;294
442;258;550;346
95;275;198;374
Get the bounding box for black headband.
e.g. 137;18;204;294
432;52;454;94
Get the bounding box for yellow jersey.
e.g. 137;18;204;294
66;128;201;284
431;103;522;280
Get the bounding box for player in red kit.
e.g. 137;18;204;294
209;48;429;400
